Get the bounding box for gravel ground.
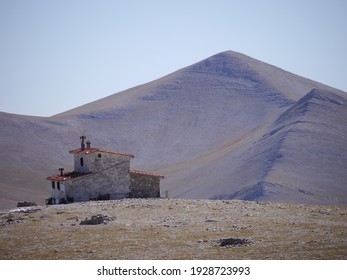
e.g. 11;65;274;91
0;199;346;259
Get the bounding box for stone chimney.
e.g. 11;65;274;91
80;135;86;151
86;140;91;149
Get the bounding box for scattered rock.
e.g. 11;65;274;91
17;201;37;207
1;215;26;226
66;216;79;221
220;237;254;247
319;210;331;215
198;239;220;243
205;219;218;223
80;214;111;225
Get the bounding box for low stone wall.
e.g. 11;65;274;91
129;173;161;198
17;201;37;207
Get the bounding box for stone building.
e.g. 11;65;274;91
46;136;164;204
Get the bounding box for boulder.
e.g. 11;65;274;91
17;201;37;207
220;237;254;247
80;214;109;225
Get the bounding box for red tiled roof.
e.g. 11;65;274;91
69;147;135;158
46;171;91;182
130;170;165;179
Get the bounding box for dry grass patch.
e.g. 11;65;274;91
1;199;346;259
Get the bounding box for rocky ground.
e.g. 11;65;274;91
0;199;346;259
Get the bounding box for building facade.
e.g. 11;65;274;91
46;136;164;204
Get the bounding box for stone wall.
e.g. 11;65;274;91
65;160;131;202
74;152;131;173
129;173;161;198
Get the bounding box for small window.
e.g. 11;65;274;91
52;181;55;190
80;157;84;166
98;153;102;158
57;182;60;190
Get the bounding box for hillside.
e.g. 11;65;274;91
0;50;347;208
1;199;346;259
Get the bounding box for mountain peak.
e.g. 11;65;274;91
187;50;260;79
1;51;347;208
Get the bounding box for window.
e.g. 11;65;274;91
80;157;84;166
57;182;60;190
52;181;55;190
98;153;102;158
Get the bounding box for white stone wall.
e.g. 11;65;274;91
74;152;131;173
66;156;131;202
73;153;95;173
51;183;66;204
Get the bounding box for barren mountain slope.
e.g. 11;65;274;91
0;112;78;209
227;89;347;205
0;51;346;208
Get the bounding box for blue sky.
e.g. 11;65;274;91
1;0;346;116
